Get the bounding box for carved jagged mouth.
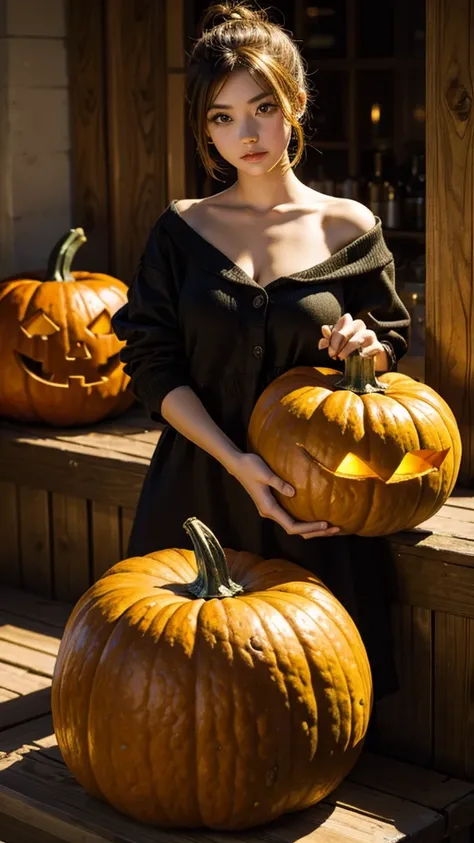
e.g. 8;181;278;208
15;352;122;386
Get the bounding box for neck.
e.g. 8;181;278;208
232;154;306;213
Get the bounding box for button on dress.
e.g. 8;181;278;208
112;200;411;700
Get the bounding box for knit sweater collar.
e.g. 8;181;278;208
161;199;393;289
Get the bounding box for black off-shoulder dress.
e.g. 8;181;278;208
112;200;411;700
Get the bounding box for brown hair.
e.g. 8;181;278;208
186;2;308;180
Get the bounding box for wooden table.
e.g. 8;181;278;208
1;587;474;843
0;408;474;781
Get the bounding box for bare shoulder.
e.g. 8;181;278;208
174;197;204;220
174;196;224;225
322;198;377;247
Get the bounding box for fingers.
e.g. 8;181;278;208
320;315;382;360
257;487;340;538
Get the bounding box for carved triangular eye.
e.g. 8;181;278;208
297;444;381;479
387;449;449;483
21;311;60;339
334;453;381;479
88;310;112;335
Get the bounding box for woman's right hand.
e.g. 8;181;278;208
229;452;340;539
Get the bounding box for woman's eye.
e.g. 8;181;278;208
257;102;277;114
211;113;231;123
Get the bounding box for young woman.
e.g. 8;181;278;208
112;1;410;700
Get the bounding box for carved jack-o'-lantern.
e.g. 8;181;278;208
248;353;462;536
0;228;134;427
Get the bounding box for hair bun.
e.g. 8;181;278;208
200;2;266;32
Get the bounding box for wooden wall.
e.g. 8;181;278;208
426;0;474;486
68;0;169;280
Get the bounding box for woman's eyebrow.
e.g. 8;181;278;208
208;91;272;111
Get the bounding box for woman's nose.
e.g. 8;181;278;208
239;121;259;144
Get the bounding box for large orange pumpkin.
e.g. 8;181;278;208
0;228;134;426
51;518;372;831
248;352;461;537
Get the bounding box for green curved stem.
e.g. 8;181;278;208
334;349;388;394
184;518;244;600
45;228;87;281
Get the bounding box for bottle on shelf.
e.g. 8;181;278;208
404;153;426;231
367;151;391;224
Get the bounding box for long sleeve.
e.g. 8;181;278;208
111;222;194;423
344;254;411;364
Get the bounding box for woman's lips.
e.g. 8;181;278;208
241;151;268;162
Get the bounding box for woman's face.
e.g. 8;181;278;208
206;69;294;174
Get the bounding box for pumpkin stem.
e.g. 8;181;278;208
45;228;87;282
184;518;244;600
334;349;388;394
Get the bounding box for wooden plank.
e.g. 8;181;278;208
0;589;70;630
419;515;474;540
350;752;474;836
0;613;60;656
17;488;51;598
0;482;20;587
0;752;418;843
0;428;147;509
0;664;51;697
68;0;110;272
105;0;168;281
374;605;433;767
51;493;90;603
0;714;54;757
327;780;444;843
91;502;121;580
0;686;51;732
51;432;156;462
390;532;474;566
389;553;474;618
426;0;474;485
434;612;474;780
119;507;135;558
0;641;56;678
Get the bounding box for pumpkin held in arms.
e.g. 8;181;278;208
247;351;461;537
52;517;372;830
0;228;134;426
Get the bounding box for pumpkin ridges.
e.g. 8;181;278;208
257;590;368;803
239;594;317;821
88;595;199;826
390;394;457;528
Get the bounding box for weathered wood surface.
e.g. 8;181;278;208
1;591;473;843
426;0;474;485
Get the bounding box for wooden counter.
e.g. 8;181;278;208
1;587;474;843
0;407;473;781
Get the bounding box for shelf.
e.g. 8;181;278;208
384;229;425;242
311;141;349;150
305;57;425;71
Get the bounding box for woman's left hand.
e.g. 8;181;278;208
318;313;384;361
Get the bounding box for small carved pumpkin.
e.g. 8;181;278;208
248;353;462;536
0;228;134;426
51;518;372;830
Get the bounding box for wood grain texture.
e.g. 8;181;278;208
374;604;433;767
425;0;474;485
17;488;51;598
0;482;20;588
90;501;121;580
68;0;110;272
106;0;168;281
434;612;474;779
51;493;90;603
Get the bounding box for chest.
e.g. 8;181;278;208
196;214;337;288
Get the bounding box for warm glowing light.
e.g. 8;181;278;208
371;103;381;126
388;449;449;482
335;453;380;478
